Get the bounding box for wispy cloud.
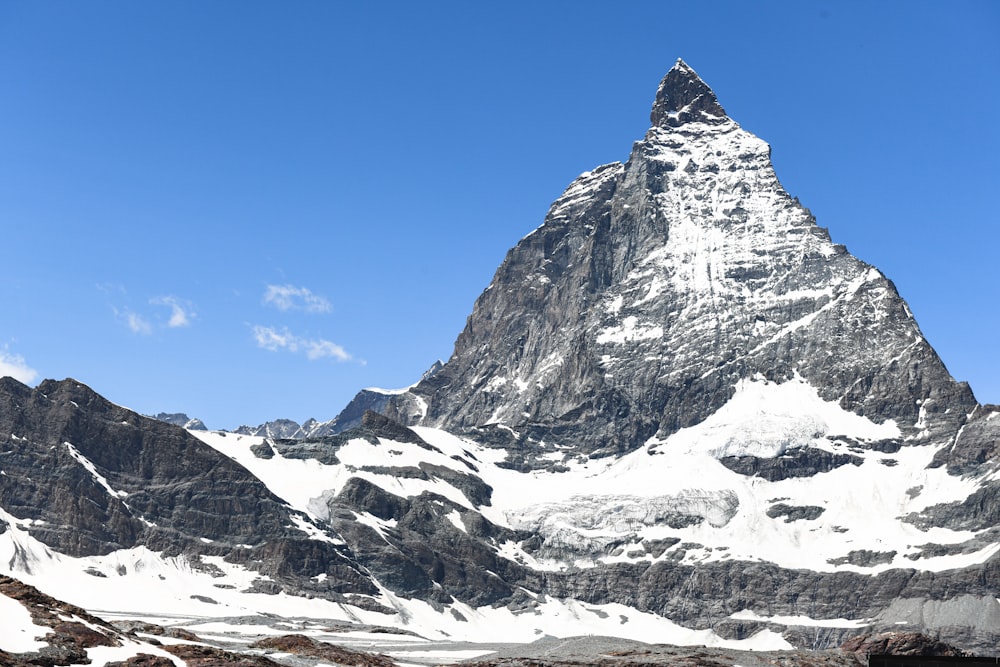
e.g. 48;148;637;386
251;325;351;361
151;296;195;328
262;284;332;314
113;295;195;334
0;348;38;384
120;310;153;335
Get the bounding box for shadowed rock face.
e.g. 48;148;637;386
0;377;376;596
0;377;296;556
386;60;975;464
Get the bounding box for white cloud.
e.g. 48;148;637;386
0;349;38;384
151;296;195;328
303;338;351;361
262;284;332;313
251;325;351;362
125;311;153;335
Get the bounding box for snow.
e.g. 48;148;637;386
85;643;186;667
596;316;664;345
446;510;466;533
0;593;49;652
400;597;793;649
289;513;343;544
730;609;870;628
64;442;129;499
416;376;983;576
363;385;412;395
675;375;901;459
3;381;987;647
541;164;624;228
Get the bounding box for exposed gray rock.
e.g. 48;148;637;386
766;503;825;523
720;448;862;481
827;550;897;567
930;404;1000;474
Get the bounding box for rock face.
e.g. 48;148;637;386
387;59;974;465
0;377;374;594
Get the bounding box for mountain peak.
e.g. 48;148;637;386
650;59;728;127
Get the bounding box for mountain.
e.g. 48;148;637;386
233;361;445;438
151;412;207;431
2;60;1000;655
384;59;975;467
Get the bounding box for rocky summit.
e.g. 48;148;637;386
2;60;1000;659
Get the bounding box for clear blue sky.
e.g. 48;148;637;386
1;2;997;429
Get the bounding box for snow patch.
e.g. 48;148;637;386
0;593;50;652
596;316;664;344
65;442;129;499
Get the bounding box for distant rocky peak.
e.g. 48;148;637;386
650;59;728;127
152;412;207;431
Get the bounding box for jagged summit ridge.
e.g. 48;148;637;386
650;59;728;127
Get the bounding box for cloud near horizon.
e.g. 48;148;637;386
0;349;38;384
251;325;351;362
262;284;332;314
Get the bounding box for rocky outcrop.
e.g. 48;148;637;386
930;404;1000;475
251;634;397;667
840;631;969;657
0;574;131;666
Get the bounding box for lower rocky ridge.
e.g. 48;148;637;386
463;632;972;667
0;574;978;667
5;378;1000;655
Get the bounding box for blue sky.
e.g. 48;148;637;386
1;2;998;429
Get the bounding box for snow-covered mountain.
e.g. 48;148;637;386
385;60;974;465
2;60;999;656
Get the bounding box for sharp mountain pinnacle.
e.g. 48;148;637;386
650;59;728;127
